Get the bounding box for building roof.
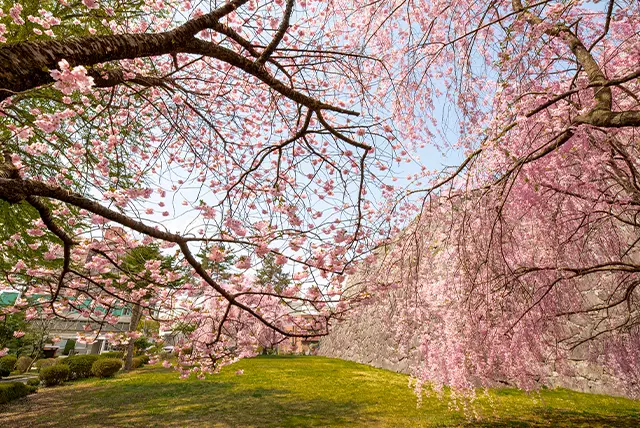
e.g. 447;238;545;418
0;291;19;306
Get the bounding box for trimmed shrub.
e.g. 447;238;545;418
99;351;124;359
0;382;35;404
15;356;33;374
34;358;57;371
26;378;40;387
63;339;76;356
0;355;18;373
91;358;122;378
131;357;145;369
138;355;150;364
39;364;70;386
0;367;9;378
59;355;101;379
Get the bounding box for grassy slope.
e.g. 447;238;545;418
0;355;638;427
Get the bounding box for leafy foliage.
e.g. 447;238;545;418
99;352;123;360
34;358;57;372
15;356;32;373
0;355;17;373
0;381;35;404
58;355;101;379
91;358;122;378
131;356;145;369
256;254;292;294
62;339;76;356
39;364;70;386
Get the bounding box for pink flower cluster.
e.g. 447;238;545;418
50;60;95;95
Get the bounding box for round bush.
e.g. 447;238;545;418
131;357;145;369
26;378;40;387
15;356;33;373
39;364;70;386
137;355;150;364
92;358;122;378
0;367;9;378
0;382;34;404
34;358;57;371
0;355;18;373
59;355;101;379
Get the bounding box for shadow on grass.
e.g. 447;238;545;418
467;411;640;428
467;406;640;427
0;375;369;427
1;360;638;427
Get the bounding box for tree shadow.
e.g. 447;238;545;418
468;407;640;427
0;378;370;427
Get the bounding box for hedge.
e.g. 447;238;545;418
0;355;18;373
39;364;70;386
0;382;36;404
91;358;122;378
34;358;57;372
15;356;33;373
58;355;101;379
99;351;124;359
131;357;145;369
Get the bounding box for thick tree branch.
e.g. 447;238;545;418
182;39;358;116
0;0;358;120
0;177;184;242
90;69;175;90
512;0;612;110
25;196;77;246
0;0;248;101
574;110;640;128
0;176;326;339
257;0;295;65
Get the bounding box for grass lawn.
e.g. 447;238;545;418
0;355;638;427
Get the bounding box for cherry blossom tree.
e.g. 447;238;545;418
2;0;639;399
336;0;640;402
0;0;398;375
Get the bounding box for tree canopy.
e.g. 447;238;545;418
0;0;639;397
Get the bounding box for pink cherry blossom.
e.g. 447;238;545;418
83;0;99;10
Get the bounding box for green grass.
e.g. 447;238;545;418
0;355;638;427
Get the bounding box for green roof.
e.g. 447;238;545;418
0;291;19;306
0;291;130;316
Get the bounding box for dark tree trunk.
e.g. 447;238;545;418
123;303;142;371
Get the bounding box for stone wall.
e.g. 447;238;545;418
319;286;425;375
319;288;628;397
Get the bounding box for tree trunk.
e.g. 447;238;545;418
123;303;142;371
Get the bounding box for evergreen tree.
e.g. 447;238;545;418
256;254;291;294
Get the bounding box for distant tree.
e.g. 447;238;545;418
0;312;28;354
256;254;291;294
119;244;179;370
0;312;50;368
63;339;76;356
198;245;236;283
